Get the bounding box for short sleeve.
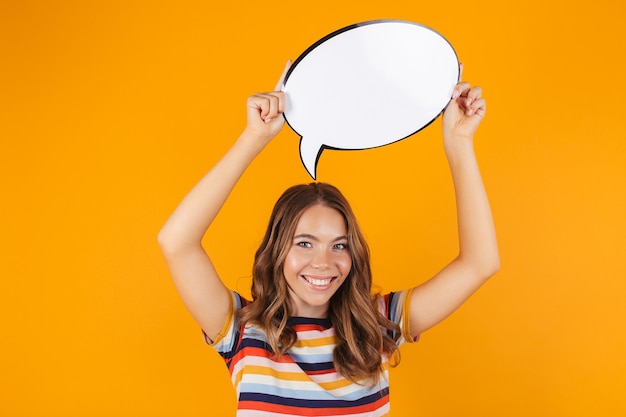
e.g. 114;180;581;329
203;291;247;357
381;288;419;345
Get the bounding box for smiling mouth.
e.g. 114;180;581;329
302;275;335;288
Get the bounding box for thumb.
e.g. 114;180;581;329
274;60;292;91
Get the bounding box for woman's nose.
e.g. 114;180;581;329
310;249;330;268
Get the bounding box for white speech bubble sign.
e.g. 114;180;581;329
282;20;459;179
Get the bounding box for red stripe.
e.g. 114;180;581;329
229;346;296;371
304;368;336;375
291;323;332;332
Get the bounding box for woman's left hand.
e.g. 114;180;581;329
442;68;486;141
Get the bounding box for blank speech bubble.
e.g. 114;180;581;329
282;20;459;179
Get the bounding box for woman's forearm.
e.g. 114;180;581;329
445;138;500;277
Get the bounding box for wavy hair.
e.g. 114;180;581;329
238;182;401;384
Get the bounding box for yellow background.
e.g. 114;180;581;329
1;0;625;416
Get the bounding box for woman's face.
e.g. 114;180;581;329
282;204;352;318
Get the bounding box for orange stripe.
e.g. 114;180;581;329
235;365;355;390
208;293;234;346
293;335;336;348
403;287;417;343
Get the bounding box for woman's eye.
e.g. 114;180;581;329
297;241;312;248
333;243;348;250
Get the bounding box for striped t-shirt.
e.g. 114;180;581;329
208;289;416;416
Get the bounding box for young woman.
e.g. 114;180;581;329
158;62;499;416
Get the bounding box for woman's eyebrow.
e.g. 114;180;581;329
293;234;348;242
293;233;319;241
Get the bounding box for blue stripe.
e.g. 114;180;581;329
238;381;387;402
289;351;334;363
387;291;402;340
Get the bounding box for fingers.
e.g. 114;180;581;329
274;60;292;91
247;91;286;123
245;60;291;125
452;82;484;117
452;81;470;99
464;86;484;116
246;61;291;127
466;97;486;117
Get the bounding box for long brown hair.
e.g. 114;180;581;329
238;183;401;384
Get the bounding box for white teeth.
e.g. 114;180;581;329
305;276;332;286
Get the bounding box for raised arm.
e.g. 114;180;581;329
158;62;290;340
409;71;500;336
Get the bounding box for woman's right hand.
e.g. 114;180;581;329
243;61;292;144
